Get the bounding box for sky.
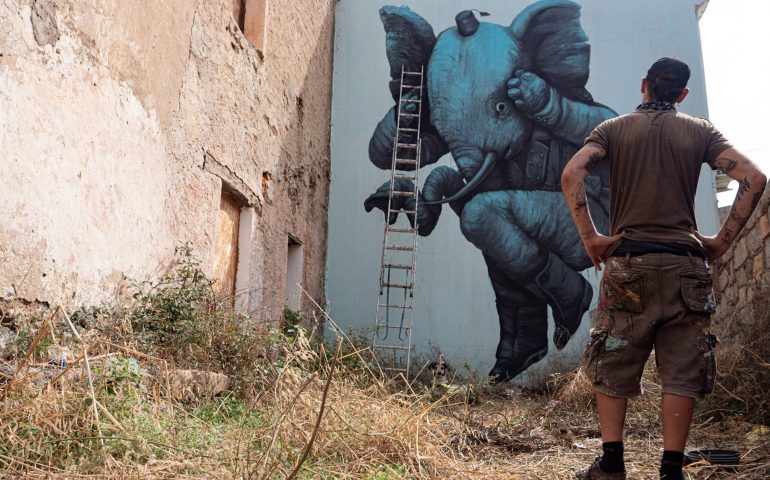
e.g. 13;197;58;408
700;0;770;205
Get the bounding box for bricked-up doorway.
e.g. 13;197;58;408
232;0;267;51
285;237;304;311
213;190;241;300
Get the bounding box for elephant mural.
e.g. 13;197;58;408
364;0;616;382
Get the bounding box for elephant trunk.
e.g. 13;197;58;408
424;151;497;205
415;166;466;235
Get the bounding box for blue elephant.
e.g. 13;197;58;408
364;0;616;382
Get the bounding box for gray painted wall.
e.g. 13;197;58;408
327;0;717;383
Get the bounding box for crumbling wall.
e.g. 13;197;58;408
0;0;334;321
712;183;770;324
711;183;770;415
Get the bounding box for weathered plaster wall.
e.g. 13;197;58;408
0;0;334;321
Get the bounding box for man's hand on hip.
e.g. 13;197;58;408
691;229;730;262
583;232;623;271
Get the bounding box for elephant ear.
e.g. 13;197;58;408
511;0;593;102
379;6;436;100
369;6;448;170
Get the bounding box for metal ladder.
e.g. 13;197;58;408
372;66;424;377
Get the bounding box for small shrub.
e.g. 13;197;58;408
122;244;276;397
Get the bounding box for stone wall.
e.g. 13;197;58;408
711;182;770;389
0;0;334;320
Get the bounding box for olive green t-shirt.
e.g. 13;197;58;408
585;108;731;255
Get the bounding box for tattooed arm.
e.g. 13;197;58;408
693;147;767;261
562;144;622;270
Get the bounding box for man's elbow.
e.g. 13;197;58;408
561;162;584;188
747;168;768;193
754;170;768;190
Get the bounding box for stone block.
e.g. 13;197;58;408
168;369;230;401
759;215;770;239
736;266;747;288
753;254;765;279
726;284;737;303
719;270;729;293
738;286;746;305
766;239;770;271
722;246;733;264
734;239;748;267
0;327;16;353
746;228;762;255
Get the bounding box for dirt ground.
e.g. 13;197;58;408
432;369;769;479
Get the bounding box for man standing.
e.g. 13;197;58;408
561;57;767;480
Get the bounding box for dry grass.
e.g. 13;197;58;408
0;302;767;479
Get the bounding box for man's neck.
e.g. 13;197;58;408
637;99;676;111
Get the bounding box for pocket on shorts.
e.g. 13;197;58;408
603;270;645;313
680;271;717;314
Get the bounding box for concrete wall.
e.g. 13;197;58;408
327;0;719;383
0;0;334;321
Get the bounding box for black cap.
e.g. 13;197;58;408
646;57;691;87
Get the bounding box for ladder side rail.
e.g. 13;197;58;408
403;65;424;376
374;65;409;350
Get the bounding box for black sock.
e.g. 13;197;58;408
599;441;625;473
660;450;684;479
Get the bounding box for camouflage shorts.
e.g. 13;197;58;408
584;253;718;399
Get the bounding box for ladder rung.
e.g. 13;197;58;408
375;324;412;330
378;303;413;309
393;174;416;180
399;113;419;117
391;191;415;197
403;71;423;75
401;85;422;89
382;282;413;289
385;244;414;251
399;128;419;132
383;266;413;272
388;210;416;215
400;99;421;103
387;227;415;234
384;262;414;269
396;143;418;149
374;344;410;351
395;159;417;165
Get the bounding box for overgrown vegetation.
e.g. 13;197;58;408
0;248;767;478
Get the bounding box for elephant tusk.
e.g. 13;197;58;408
424;151;497;205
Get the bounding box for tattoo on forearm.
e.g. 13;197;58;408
720;227;734;244
581;229;596;240
751;191;762;211
728;210;749;229
585;152;604;173
735;177;751;202
574;183;588;210
718;158;737;174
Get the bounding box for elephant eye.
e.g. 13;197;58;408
486;97;513;118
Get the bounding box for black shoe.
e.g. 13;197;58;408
576;457;627;479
